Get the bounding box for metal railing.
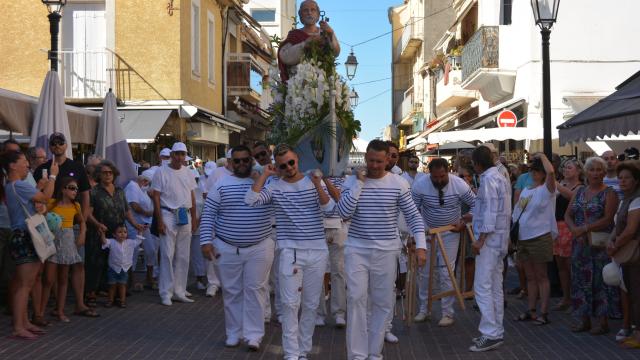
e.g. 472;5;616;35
401;87;414;120
401;17;424;56
461;26;499;82
58;50;113;99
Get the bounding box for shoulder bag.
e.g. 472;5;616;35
12;183;56;262
510;198;529;247
583;194;611;249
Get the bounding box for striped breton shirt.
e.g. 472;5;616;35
337;173;426;250
245;176;335;250
200;176;272;248
411;174;476;229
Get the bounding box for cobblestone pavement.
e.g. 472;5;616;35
0;272;638;360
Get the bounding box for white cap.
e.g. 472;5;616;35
226;149;233;159
171;142;188;153
140;169;156;181
159;148;171;157
602;262;622;287
480;143;497;153
204;161;217;176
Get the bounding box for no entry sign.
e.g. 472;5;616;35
496;110;517;128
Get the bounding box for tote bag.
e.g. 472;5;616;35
12;183;56;262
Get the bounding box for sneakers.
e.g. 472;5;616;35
384;331;399;344
438;315;455;327
414;312;430;322
335;315;346;329
206;285;219;297
172;295;195;303
246;338;260;351
469;336;503;352
160;297;172;306
315;316;326;327
196;281;207;290
616;328;633;342
225;337;240;348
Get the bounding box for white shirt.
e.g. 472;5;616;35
401;171;426;187
615;198;640;225
473;167;512;252
204;166;233;193
102;236;144;272
151;165;197;210
124;181;153;225
513;184;558;241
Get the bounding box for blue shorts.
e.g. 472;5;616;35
107;267;128;284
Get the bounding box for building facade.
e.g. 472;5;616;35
242;0;296;40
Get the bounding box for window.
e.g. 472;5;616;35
501;0;512;25
191;0;201;77
250;66;263;95
251;9;276;22
207;11;215;85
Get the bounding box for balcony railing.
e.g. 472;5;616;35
59;50;113;99
461;26;499;82
401;87;414;121
399;17;423;60
227;53;263;100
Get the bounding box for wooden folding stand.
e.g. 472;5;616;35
403;238;417;326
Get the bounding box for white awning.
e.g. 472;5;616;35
119;109;172;143
427;127;543;144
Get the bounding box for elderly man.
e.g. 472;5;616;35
245;144;335;360
335;140;426;360
412;158;476;326
469;146;512;352
200;145;274;351
152;142;198;306
278;0;340;82
125;169;158;289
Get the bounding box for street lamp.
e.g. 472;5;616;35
345;48;359;81
530;0;560;159
42;0;67;72
349;88;359;108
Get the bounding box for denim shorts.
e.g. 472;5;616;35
10;229;40;265
107;267;128;284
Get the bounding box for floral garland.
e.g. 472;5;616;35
268;39;360;147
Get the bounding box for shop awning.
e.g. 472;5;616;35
447;98;526;131
406;106;477;149
119;109;172;143
427;127;541;144
557;71;640;145
0;87;99;144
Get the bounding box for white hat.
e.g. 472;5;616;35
172;142;188;153
226;149;233;159
480;143;498;153
204;161;217;176
159;148;171;157
602;262;622;287
140;169;156;181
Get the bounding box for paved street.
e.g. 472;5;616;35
0;271;638;360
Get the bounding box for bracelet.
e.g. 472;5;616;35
49;175;57;180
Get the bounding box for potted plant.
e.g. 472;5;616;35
450;45;464;70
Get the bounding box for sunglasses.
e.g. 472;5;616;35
278;159;296;170
50;141;66;147
438;189;445;207
255;150;268;158
233;157;251;164
65;186;79;191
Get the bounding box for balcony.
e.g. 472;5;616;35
398;17;423;62
436;69;477;112
227;53;264;103
460;26;515;102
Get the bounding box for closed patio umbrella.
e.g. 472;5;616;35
95;89;137;188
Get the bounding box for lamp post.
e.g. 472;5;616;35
42;0;67;72
531;0;560;159
345;48;359;81
349;87;359;108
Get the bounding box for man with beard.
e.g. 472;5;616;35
411;158;476;326
401;155;425;186
245;144;335;360
278;0;340;82
200;145;274;351
337;140;426;360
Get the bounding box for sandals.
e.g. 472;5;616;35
119;302;127;309
590;326;610;336
533;313;550;325
31;316;51;327
552;302;571;312
516;290;528;299
514;310;536;322
86;296;98;308
73;308;100;318
571;321;591;333
104;301;113;308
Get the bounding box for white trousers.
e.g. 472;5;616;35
206;256;220;288
417;231;460;316
263;237;276;320
279;248;328;359
190;234;206;277
214;238;274;342
346;246;400;360
317;225;347;319
158;210;192;300
474;246;505;340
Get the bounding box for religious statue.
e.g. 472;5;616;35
268;0;360;175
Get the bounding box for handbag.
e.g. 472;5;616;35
510;199;529;247
613;238;640;264
12;183;56;262
582;205;610;249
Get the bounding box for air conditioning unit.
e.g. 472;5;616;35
414;102;423;112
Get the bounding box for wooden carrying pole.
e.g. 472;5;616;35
403;239;417;326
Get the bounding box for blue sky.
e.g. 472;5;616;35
307;0;400;141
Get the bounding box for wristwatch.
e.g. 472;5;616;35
49;175;57;180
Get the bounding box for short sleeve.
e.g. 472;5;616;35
15;180;38;203
629;198;640;211
151;168;164;192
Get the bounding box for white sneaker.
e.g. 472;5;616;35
206;285;219;297
160;297;172;306
196;281;206;290
315;316;326;327
335;315;346;328
185;291;193;297
384;332;399;344
438;315;455;327
225;337;240;347
414;312;430;322
172;295;195;303
247;338;260;351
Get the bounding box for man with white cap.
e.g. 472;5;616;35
125;169;158;289
152;142;198;305
150;148;171;172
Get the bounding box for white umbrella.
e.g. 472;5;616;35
95;89;137;188
29;71;73;159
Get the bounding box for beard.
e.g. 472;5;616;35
234;166;252;178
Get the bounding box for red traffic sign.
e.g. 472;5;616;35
496;110;517;128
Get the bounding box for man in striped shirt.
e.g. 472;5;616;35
335;140;426;360
245;144;335;360
200;145;274;351
411;158;476;327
